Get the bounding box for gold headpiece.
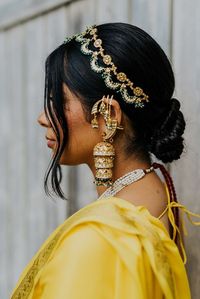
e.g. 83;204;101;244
64;25;149;108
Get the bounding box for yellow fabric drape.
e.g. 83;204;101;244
10;195;200;299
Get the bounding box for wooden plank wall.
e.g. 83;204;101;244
0;0;199;298
0;4;71;297
171;0;200;297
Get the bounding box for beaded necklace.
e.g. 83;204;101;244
97;166;154;200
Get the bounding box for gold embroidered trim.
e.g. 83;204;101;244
11;204;98;299
11;225;66;299
124;208;175;296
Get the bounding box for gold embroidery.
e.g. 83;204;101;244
154;239;175;295
11;229;64;298
11;203;100;299
123;207;175;296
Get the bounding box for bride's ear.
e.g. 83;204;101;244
91;96;125;138
103;96;122;126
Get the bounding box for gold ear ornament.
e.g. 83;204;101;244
91;95;123;186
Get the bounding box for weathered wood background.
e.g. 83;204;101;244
0;0;199;298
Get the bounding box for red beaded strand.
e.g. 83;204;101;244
152;162;180;243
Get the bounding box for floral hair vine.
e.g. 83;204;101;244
63;25;149;108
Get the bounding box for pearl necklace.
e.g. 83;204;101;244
97;166;154;200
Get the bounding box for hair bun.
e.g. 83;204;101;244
148;98;186;163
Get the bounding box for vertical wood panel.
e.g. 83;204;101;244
171;1;200;297
67;0;96;32
0;7;71;297
4;26;29;294
0;31;10;299
95;0;131;24
131;0;172;55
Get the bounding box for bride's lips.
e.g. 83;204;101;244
46;136;56;148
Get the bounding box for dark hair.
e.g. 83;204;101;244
44;22;185;198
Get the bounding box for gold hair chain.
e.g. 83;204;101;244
64;25;149;108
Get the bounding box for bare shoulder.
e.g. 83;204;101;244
115;171;170;232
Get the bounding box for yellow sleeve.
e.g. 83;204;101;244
36;223;116;299
34;223;153;299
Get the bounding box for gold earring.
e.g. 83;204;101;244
91;95;119;186
91;99;102;128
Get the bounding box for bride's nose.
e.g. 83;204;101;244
37;111;50;128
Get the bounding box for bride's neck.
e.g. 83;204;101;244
87;152;151;197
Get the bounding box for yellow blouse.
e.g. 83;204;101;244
10;193;200;299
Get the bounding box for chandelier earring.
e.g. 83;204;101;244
91;95;123;187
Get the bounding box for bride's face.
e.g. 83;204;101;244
37;84;102;165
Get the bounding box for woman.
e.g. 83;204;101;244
11;23;200;299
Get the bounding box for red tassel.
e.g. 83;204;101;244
152;162;179;242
